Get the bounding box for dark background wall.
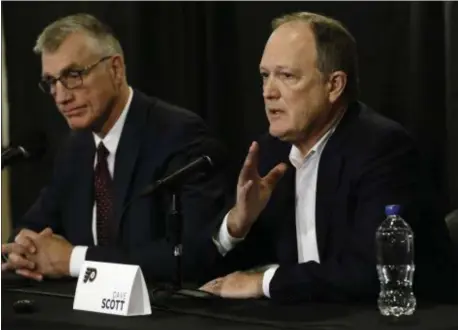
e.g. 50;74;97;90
2;1;458;224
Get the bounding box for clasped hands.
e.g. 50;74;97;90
1;227;73;281
3;141;287;295
201;142;287;298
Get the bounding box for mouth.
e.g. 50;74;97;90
268;108;285;117
62;106;86;117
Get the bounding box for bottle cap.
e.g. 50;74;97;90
385;204;401;216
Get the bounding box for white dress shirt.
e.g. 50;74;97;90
69;87;133;277
214;118;342;297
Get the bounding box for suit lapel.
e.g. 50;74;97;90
261;140;298;264
315;102;358;260
315;149;343;260
275;165;299;264
111;92;149;239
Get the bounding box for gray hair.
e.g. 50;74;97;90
33;13;124;58
272;12;359;102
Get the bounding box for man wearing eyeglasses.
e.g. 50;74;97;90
1;13;228;284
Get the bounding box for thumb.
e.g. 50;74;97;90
39;227;54;237
263;163;288;188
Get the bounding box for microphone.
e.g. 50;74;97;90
2;133;47;169
118;149;223;297
139;155;215;197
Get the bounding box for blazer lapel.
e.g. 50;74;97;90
315;103;358;260
111;93;148;239
262;140;299;265
275;165;299;264
315;150;343;260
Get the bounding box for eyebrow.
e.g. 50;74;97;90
41;62;82;79
259;65;298;72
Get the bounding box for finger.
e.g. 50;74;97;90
238;180;254;202
16;227;52;243
14;235;37;254
16;268;43;281
199;277;224;288
2;262;12;271
2;243;27;256
39;227;53;236
200;277;217;290
229;270;242;276
238;142;259;185
249;142;259;174
199;282;212;291
200;279;223;294
16;228;40;240
20;228;53;249
200;285;217;294
263;162;288;188
238;143;255;184
8;253;36;270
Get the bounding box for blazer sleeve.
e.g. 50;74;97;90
9;138;73;241
269;130;455;302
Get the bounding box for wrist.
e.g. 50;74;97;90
58;245;73;276
255;272;264;297
227;208;251;238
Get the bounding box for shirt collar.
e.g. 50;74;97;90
93;86;133;155
289;108;346;169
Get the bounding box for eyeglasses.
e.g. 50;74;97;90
38;56;112;94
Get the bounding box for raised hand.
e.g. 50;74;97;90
227;141;287;237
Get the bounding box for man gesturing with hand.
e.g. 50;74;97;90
226;141;288;240
201;11;456;303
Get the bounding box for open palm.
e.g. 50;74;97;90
229;142;287;236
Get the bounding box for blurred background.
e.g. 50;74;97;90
1;1;458;240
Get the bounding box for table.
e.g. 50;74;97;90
2;274;458;330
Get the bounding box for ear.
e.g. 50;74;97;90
109;55;125;85
326;71;347;104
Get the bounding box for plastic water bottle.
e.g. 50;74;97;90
376;204;416;317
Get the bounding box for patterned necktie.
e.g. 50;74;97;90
94;142;114;246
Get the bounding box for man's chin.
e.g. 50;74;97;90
269;126;293;142
66;117;91;131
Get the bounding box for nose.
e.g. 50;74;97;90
262;75;280;100
52;80;73;105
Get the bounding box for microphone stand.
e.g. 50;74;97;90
133;175;217;301
149;187;216;301
137;181;185;292
168;191;183;289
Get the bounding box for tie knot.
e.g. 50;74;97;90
97;142;109;161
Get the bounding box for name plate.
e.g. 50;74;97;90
73;261;151;316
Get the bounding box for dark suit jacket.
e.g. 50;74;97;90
213;101;457;303
14;90;228;284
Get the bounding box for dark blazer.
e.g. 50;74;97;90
14;90;229;284
213;101;457;303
